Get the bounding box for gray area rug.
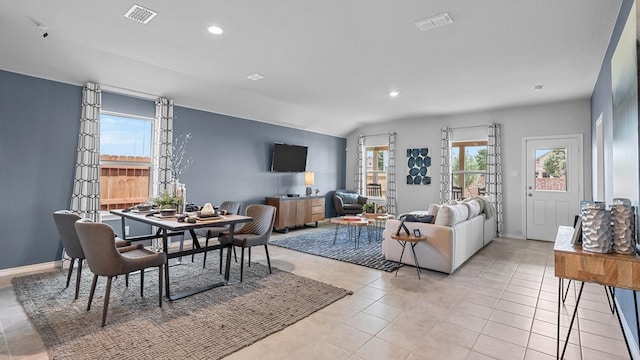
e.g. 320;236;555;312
12;256;351;360
270;228;402;272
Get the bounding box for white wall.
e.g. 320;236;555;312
346;98;592;238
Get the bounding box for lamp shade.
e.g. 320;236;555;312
304;171;315;186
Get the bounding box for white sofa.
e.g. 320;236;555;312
382;200;496;274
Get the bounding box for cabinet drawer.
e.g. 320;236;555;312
311;198;325;206
311;205;324;214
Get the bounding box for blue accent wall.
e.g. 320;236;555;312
0;70;346;270
590;0;638;347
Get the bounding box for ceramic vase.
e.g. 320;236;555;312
581;203;611;253
611;198;635;254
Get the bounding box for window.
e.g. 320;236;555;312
99;112;153;211
534;148;567;191
451;141;487;200
365;146;388;197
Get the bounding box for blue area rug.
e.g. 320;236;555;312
270;228;402;272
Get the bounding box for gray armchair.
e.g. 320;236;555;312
333;190;368;216
197;200;243;268
74;219;166;327
219;204;276;282
53;210;130;299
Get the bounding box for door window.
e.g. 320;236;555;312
534;148;567;192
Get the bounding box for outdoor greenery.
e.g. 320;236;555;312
543;149;566;178
452;147;487;188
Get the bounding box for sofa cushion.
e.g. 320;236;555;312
338;192;359;204
434;204;468;226
428;203;441;218
463;199;481;219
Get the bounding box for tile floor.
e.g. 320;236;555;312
0;222;634;359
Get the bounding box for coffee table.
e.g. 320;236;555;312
330;216;370;249
390;233;428;279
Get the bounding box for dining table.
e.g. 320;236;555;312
110;209;253;301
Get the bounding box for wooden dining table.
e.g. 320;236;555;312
110;210;253;301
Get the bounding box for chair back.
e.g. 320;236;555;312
366;184;382;197
74;219;126;276
220;201;242;215
238;204;276;237
53;210;84;259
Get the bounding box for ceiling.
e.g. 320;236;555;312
0;1;622;137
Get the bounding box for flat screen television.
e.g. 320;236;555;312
271;143;307;172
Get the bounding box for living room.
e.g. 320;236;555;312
1;1;639;359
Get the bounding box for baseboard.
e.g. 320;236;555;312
0;261;61;278
616;300;640;360
502;233;526;240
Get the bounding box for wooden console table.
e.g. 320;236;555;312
554;227;640;359
265;196;325;232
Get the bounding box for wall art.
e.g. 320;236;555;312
406;148;431;185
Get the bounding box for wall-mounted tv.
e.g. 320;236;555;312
271;143;308;172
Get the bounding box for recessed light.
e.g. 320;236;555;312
247;73;265;81
389;91;400;97
534;84;544;91
207;25;224;35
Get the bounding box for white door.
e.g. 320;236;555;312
525;136;582;241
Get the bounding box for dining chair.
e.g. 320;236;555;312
366;183;382;197
53;210;131;300
219;204;276;282
195;201;243;267
74;219;166;327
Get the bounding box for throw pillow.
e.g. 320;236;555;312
434;205;453;226
402;214;435;224
428;203;441;218
463;199;481;219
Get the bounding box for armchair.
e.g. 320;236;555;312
333;190;368;216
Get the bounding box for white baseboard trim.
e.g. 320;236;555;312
502;233;526;240
0;261;61;278
616;299;640;360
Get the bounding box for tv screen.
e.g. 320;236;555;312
271;143;308;172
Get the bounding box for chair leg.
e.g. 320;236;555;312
248;247;252;267
102;276;113;327
125;273;129;287
66;258;75;288
74;258;83;300
140;269;145;297
219;247;223;274
158;265;163;307
233;246;237;262
203;234;210;269
87;274;98;311
264;245;272;274
240;246;245;283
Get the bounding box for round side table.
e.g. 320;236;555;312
390;233;428;279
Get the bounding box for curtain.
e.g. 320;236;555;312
355;135;365;194
152;97;173;196
439;128;452;203
70;82;101;222
487;123;504;237
386;132;397;214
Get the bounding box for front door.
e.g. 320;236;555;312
525;136;582;241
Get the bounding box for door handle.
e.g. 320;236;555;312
528;193;533;197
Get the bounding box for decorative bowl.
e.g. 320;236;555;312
160;208;177;217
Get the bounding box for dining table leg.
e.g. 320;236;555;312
162;229;171;299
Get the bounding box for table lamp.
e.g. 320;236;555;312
304;171;315;196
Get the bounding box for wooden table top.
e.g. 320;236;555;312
390;233;428;243
554;227;640;291
330;216;369;225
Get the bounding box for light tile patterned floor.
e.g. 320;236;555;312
0;222;633;359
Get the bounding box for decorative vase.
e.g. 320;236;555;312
170;179;187;214
581;202;611;253
611;198;635;254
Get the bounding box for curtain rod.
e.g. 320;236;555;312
359;132;396;137
448;124;491;130
101;84;159;101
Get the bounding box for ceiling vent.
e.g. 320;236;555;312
415;12;453;32
124;4;158;24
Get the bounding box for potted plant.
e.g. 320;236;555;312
153;190;181;216
362;203;375;214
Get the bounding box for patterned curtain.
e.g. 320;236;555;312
386;132;397;214
439;128;452;203
152;97;173;196
70;82;101;222
355;135;365;194
487;123;504;237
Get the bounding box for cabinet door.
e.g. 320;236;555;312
296;199;312;225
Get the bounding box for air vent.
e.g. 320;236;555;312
124;4;158;24
415;12;453;32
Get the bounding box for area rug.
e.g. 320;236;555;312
12;257;351;360
270;228;402;272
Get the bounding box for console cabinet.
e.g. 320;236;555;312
265;196;325;232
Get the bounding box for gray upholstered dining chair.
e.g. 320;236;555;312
195;200;243;268
74;219;166;327
53;210;130;300
219;204;276;282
